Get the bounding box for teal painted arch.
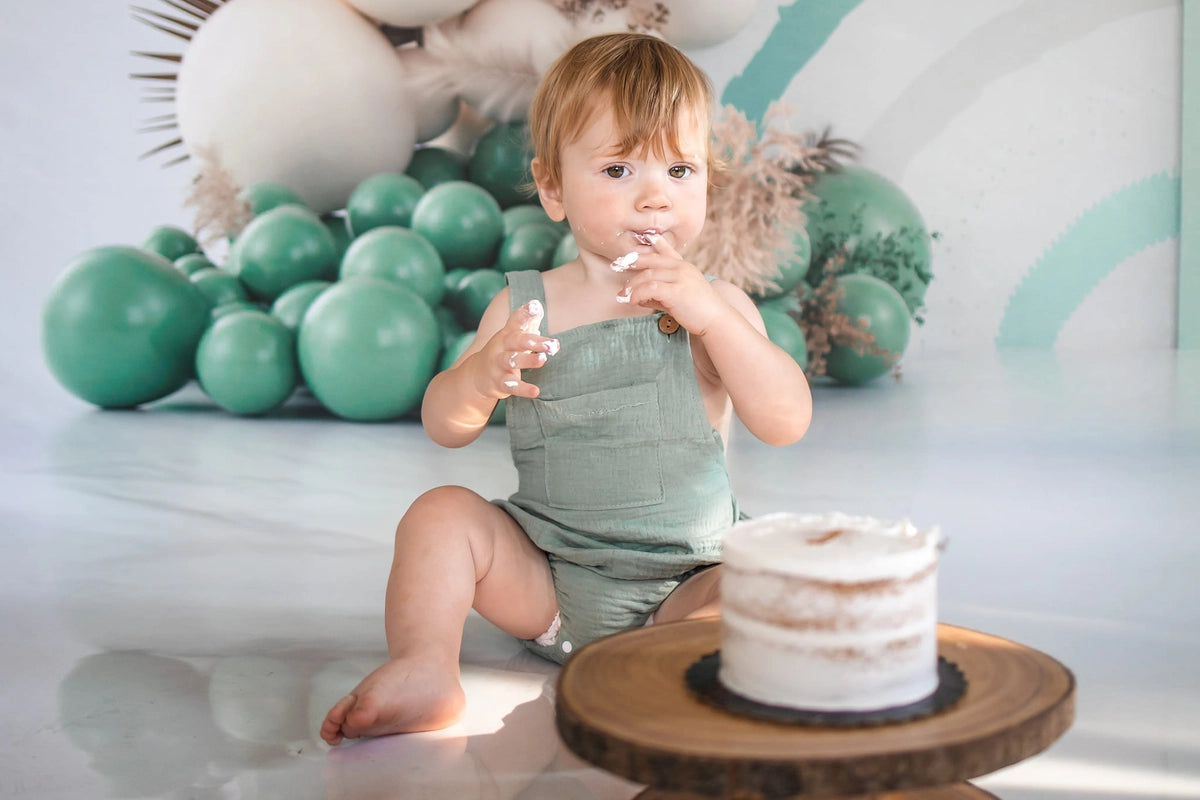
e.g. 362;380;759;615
996;172;1181;348
721;0;864;124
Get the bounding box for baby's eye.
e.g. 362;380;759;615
669;165;693;179
604;165;629;178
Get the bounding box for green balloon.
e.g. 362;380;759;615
42;245;210;408
211;300;261;320
439;329;474;372
501;204;563;237
411;181;504;271
469;122;534;208
497;223;562;273
552;232;578;267
270;280;331;331
824;273;911;385
190;267;249;308
757;292;803;317
229;206;338;301
174;252;215;276
195;309;297;415
321;214;354;263
804;165;932;315
452;268;506;330
434;304;465;351
752;229;811;302
758;305;808;370
346;172;426;236
297;277;440;420
241;181;305;215
141;225;199;261
407;146;469;189
444;268;472;295
340;226;446;308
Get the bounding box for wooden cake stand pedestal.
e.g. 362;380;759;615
556;620;1075;799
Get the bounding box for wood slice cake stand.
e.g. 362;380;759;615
556;620;1075;799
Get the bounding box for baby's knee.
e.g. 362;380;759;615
411;485;480;513
397;486;486;538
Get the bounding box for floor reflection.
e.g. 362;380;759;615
56;644;623;799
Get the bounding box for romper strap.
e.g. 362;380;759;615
505;270;550;332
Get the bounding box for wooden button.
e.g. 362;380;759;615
657;314;679;334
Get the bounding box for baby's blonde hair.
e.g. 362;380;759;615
529;33;715;189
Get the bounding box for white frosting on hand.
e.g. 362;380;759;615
520;299;544;335
611;252;639;272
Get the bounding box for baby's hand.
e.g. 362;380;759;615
614;236;726;335
474;299;559;399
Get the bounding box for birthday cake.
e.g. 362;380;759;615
719;512;942;712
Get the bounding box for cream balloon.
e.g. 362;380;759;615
658;0;759;49
396;45;461;143
567;0;755;49
176;0;417;214
343;0;477;27
427;0;573;123
425;101;495;156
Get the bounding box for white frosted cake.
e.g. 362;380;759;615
719;512;942;712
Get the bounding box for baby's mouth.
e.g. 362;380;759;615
631;229;661;246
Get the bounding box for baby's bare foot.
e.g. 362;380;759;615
320;656;466;745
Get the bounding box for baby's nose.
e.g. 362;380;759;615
637;180;671;210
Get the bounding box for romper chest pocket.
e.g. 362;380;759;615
534;382;665;510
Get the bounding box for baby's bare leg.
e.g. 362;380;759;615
652;565;722;624
321;486;556;745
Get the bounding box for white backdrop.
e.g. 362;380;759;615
0;1;1183;411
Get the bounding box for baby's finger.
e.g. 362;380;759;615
516;298;544;335
519;334;560;356
648;233;681;259
505;350;549;371
502;378;541;399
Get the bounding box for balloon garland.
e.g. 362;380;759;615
41;0;937;418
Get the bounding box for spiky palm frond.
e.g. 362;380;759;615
130;0;229;165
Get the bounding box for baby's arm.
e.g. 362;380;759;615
421;292;559;448
696;282;812;446
618;237;811;447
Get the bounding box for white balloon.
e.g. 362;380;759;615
567;0;756;50
396;45;462;143
343;0;477;28
425;101;495;155
428;0;573;123
177;0;417;214
659;0;758;49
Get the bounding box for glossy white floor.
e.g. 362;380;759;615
2;348;1197;799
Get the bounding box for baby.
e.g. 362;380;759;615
321;32;812;745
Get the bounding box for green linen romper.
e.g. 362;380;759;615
494;270;739;664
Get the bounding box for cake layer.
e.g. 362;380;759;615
722;565;936;633
718;606;939;711
721;512;941;582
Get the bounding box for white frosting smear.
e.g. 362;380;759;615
611;252;638;272
521;299;544;334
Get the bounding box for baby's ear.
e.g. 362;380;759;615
530;159;566;222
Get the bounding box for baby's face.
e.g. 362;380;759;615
552;100;709;266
